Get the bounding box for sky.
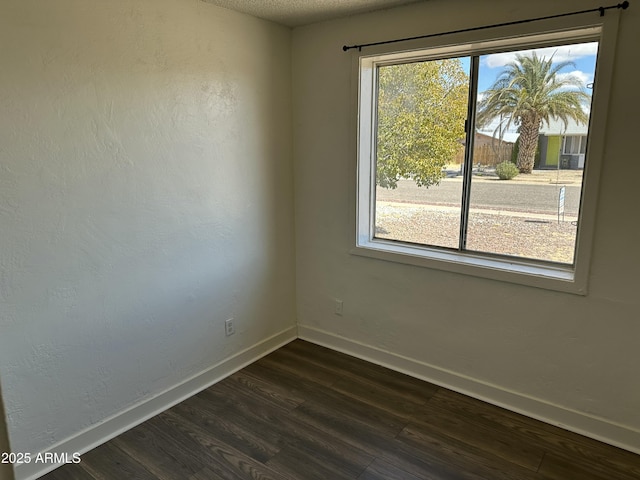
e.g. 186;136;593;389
478;41;598;92
458;41;598;94
457;41;599;137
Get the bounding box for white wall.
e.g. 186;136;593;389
0;0;295;458
293;0;640;451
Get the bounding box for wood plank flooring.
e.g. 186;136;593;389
42;340;640;479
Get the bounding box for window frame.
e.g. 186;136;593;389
351;14;620;295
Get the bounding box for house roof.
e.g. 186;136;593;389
478;116;588;143
475;132;515;145
476;130;520;144
539;117;588;135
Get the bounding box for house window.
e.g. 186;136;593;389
354;19;618;294
563;136;587;155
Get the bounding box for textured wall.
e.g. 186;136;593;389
0;383;14;480
293;0;640;449
0;0;295;454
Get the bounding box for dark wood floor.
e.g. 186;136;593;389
42;340;640;480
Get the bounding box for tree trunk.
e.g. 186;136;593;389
516;119;540;174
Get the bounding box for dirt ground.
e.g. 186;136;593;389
374;168;582;264
487;169;582;185
375;202;577;264
448;165;584;185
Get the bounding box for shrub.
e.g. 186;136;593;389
495;161;519;180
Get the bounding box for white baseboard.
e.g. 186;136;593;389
298;324;640;456
15;326;297;480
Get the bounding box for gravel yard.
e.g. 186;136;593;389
375;202;577;264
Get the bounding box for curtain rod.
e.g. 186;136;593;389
342;1;629;52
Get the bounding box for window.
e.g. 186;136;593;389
354;18;619;294
563;136;587;155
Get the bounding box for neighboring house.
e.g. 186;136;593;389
538;117;589;169
475;130;520;146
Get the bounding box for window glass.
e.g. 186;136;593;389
374;58;470;250
467;43;596;264
368;39;597;265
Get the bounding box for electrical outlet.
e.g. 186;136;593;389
225;318;235;336
334;299;343;316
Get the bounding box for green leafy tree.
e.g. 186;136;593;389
477;52;589;174
377;59;469;189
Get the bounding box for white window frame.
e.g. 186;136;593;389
352;14;620;295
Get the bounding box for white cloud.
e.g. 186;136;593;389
556;70;592;87
483;42;599;68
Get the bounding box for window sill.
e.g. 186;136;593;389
352;238;586;295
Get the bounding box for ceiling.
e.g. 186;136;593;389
200;0;425;27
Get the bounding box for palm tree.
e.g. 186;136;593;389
477;52;590;173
